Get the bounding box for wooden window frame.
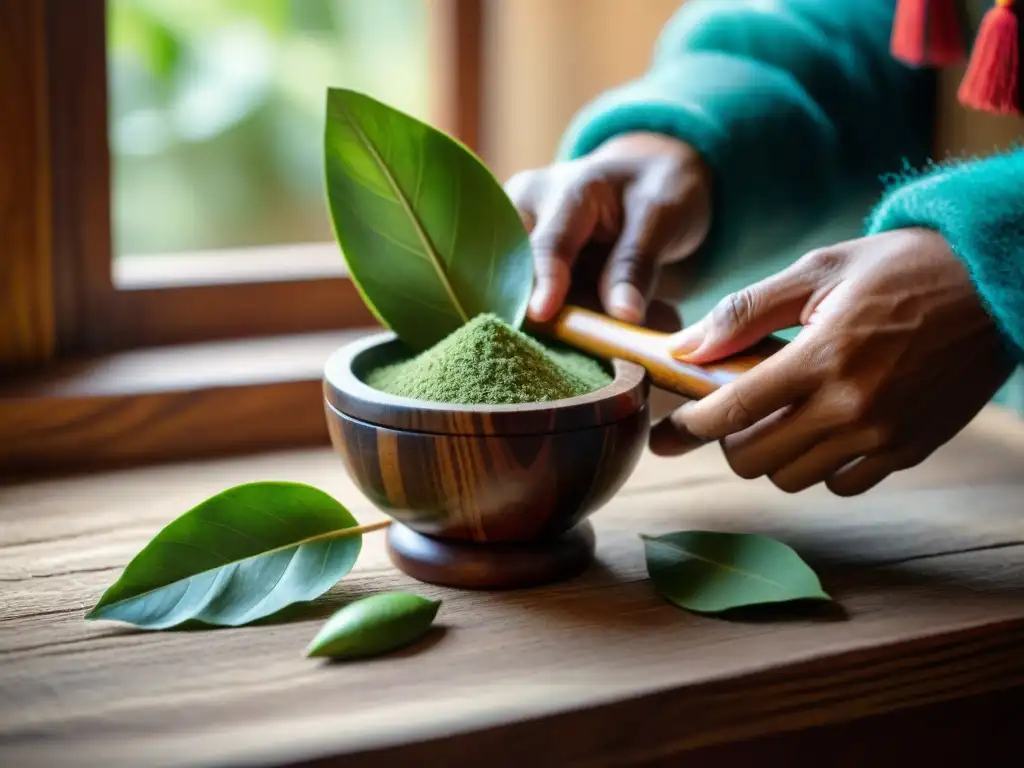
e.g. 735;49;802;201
1;0;484;476
53;0;482;355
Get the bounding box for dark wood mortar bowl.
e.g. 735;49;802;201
323;331;650;590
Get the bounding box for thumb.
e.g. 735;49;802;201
667;266;816;364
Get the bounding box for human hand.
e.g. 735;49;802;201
505;132;711;325
651;228;1015;496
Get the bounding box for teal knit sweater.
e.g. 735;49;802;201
558;0;1024;363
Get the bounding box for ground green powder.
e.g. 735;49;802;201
365;313;613;405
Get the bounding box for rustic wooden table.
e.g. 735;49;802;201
3;406;1024;767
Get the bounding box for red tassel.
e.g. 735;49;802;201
958;0;1021;115
891;0;966;66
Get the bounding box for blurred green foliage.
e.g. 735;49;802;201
108;0;430;257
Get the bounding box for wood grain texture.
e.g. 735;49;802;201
327;401;649;542
45;0;110;357
532;305;787;399
0;330;374;478
324;332;649;435
0;0;54;368
2;407;1024;767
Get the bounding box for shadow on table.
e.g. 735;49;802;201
478;512;1024;635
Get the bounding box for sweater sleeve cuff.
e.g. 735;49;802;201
557;53;841;263
866;152;1024;361
557;71;728;163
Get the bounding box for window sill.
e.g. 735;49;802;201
113;242;346;289
0;327;380;479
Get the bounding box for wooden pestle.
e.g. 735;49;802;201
530;305;786;400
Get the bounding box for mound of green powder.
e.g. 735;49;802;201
365;313;613;405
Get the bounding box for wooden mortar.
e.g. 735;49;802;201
323;306;781;590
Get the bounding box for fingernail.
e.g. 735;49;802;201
648;418;705;457
528;290;550;320
609;283;645;324
668;322;705;358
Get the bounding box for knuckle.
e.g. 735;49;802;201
861;423;895;451
722;390;757;432
607;248;656;291
726;400;754;430
830;383;872;426
530;231;575;257
536;229;574;253
632;194;677;223
504;170;538;202
650;147;696;183
712;290;757;335
801;247;844;274
568;173;613;212
572;167;605;191
626;174;680;210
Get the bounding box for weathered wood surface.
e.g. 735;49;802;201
2;406;1024;767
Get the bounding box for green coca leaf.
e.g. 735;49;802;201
87;482;364;629
306;592;441;660
324;87;533;352
642;531;831;614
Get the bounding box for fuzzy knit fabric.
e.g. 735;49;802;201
867;150;1024;362
557;0;1023;370
558;0;934;263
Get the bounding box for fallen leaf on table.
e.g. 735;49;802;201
87;482;366;629
306;592;442;660
641;530;831;614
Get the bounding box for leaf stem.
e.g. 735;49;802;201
334;519;392;539
213;518;393;557
303;519;392;546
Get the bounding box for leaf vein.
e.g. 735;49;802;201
316;539;334;581
646;539;787;590
334;99;469;321
340;171;405;206
485;215;496;297
195;518;267;548
234;548;301;624
448;170;461;268
359;273;462;317
96;525;363;617
157;539;233;563
330;186;430;262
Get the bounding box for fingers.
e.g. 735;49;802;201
667;263;818;364
507;172;607;323
825;448;926;497
599;239;657;324
674;339;820;441
766;427;890;494
599;177;708;324
821;356;1006;497
505;171;538;233
648;407;708;457
718;403;824;481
